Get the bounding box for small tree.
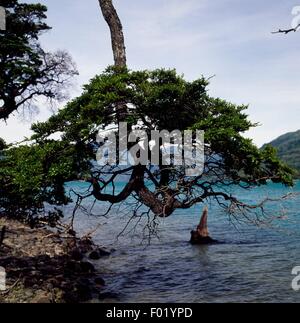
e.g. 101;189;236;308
0;0;77;120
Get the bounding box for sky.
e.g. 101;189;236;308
1;0;300;146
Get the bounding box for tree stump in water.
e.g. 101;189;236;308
190;207;217;245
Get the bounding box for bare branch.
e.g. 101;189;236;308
272;23;300;34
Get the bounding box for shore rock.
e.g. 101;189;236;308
89;248;111;260
0;217;106;303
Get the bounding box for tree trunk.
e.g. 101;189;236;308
98;0;127;68
98;0;128;122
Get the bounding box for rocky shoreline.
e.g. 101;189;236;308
0;217;110;303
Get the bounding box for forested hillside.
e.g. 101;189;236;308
264;130;300;177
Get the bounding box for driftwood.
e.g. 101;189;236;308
190;207;217;245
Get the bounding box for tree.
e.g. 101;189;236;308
0;0;78;120
0;0;76;224
18;67;292;224
0;1;295;230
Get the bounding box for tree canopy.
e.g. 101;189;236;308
0;67;294;225
0;0;77;120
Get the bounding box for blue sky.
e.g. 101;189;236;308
1;0;300;146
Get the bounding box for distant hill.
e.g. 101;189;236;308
263;130;300;177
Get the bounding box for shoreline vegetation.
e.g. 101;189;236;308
0;217;110;303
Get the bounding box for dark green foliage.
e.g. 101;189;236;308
0;67;295;223
0;140;91;222
32;67;294;187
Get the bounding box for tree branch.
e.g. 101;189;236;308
272;23;300;34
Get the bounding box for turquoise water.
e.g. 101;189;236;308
64;181;300;303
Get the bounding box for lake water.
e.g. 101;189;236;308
64;181;300;303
